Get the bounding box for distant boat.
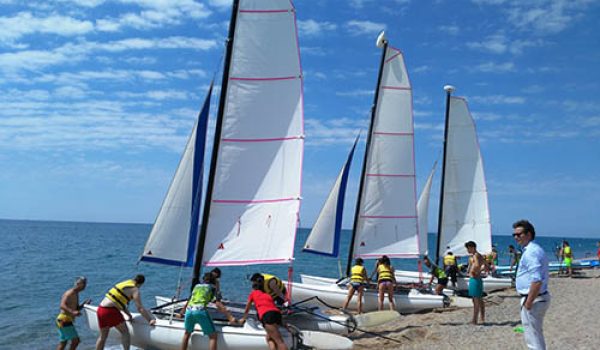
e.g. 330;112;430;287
82;1;352;349
394;86;512;293
291;31;446;313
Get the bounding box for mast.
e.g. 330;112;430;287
192;0;240;288
435;85;455;265
346;32;388;277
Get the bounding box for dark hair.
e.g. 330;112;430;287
465;241;477;248
250;273;263;283
250;273;265;291
134;274;145;285
512;219;536;240
203;272;216;284
355;258;364;265
422;255;430;262
210;268;221;278
509;244;515;250
563;241;569;246
251;280;264;291
380;255;391;266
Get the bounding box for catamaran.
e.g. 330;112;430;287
82;1;353;349
289;32;446;314
393;86;513;293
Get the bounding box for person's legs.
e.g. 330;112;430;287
342;285;356;310
264;323;288;350
114;322;131;350
57;341;67;350
435;284;444;295
472;298;480;324
68;337;80;350
180;332;192;350
95;327;110;350
521;296;550;350
208;333;217;350
386;284;396;311
357;286;364;314
480;298;486;323
378;284;385;310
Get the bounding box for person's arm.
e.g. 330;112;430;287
60;291;80;317
239;296;253;324
524;281;542;310
362;268;369;283
269;279;285;300
369;263;379;281
132;289;156;325
178;299;190;318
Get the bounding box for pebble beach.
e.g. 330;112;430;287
351;269;600;349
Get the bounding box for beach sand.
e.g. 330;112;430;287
350;269;600;349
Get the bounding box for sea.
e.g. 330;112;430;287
1;218;598;349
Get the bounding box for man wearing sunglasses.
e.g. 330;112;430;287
513;220;550;350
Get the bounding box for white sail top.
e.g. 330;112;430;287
438;96;491;257
303;136;359;257
417;162;437;257
202;0;304;266
354;46;420;259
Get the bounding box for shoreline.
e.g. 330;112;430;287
350;269;600;349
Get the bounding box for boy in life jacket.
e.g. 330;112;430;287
423;256;448;296
342;258;369;313
443;251;459;288
250;273;288;307
179;272;221;350
56;276;90;350
562;241;573;277
96;274;155;350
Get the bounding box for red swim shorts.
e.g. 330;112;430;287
97;306;125;328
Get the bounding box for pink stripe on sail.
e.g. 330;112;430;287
373;131;413;136
360;215;417;219
222;135;303;143
204;258;292;266
356;253;419;259
239;9;289;13
230;76;298;82
382;86;410;90
366;173;415;177
213;197;297;204
385;52;401;63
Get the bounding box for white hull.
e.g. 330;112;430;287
292;275;445;314
83;305;352;350
393;270;513;293
154;296;351;335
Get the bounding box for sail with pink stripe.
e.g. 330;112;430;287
201;0;304;266
353;35;420;259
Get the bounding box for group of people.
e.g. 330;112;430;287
56;269;292;350
342;255;397;313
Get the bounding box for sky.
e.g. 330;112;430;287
1;0;599;238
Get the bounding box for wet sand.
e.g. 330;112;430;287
350;269;600;349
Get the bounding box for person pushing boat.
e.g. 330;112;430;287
95;274;155;350
443;250;459;288
342;258;369;313
56;276;89;350
370;255;396;311
423;256;448;296
250;273;288;307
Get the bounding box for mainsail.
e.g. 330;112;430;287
437;96;491;257
352;39;420;260
303;136;359;257
201;0;304;266
140;85;212;267
417;161;437;257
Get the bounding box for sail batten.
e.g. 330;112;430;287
438;96;491;257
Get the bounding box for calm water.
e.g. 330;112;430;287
1;219;597;349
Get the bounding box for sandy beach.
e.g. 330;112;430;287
350;269;600;349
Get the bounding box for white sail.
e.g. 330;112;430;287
202;0;304;266
141;87;211;266
439;96;491;257
354;46;419;259
303;136;359;257
417;162;436;257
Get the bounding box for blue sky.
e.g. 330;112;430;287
0;0;599;238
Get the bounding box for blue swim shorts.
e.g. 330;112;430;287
184;308;216;335
468;277;484;298
57;324;79;342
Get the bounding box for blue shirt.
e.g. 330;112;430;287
515;240;549;295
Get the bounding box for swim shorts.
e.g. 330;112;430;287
97;306;125;328
57;324;78;342
350;282;366;289
261;310;282;326
437;277;449;287
468;277;484;298
184;308;216;335
564;257;572;267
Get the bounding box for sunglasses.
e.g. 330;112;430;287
512;232;525;238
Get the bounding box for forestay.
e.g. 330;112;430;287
303;136;359;257
354;46;420;259
438;97;491;257
417;162;436;257
202;0;304;266
140;86;212;266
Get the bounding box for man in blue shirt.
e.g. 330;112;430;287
513;220;550;350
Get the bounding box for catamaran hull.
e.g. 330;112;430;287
154;296;351;335
392;270;513;293
291;276;445;314
83;305;353;350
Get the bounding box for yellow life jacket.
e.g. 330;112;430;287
55;312;74;328
106;279;136;310
443;254;456;266
262;274;284;299
377;264;394;282
564;246;572;258
350;265;366;283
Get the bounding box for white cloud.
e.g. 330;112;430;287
413;65;431;73
297;20;337;36
0;12;94;44
438;25;459;36
304;117;366;146
346;20;386;36
335;89;373;97
472;61;515;73
471;94;525;104
350;0;410;8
